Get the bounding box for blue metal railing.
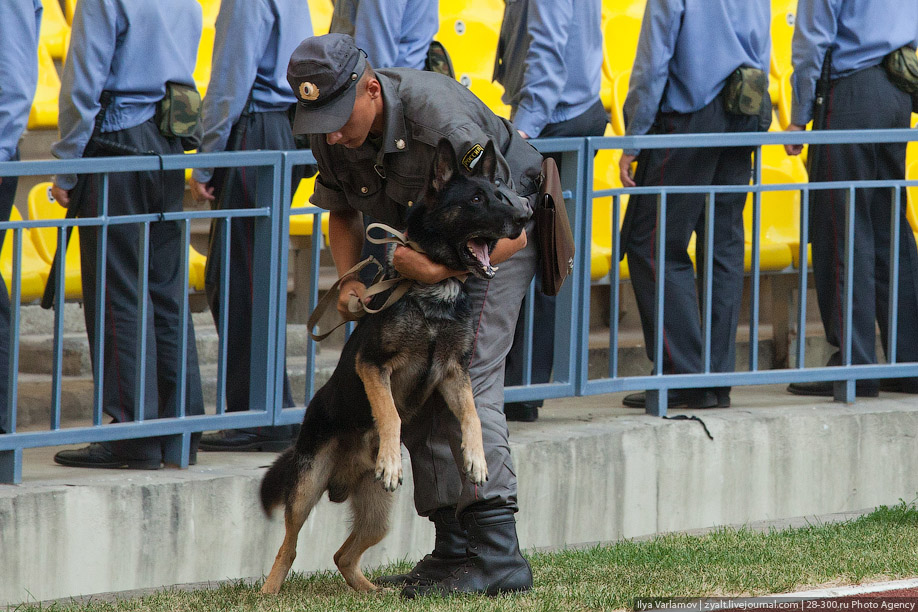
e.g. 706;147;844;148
0;128;915;483
581;128;918;415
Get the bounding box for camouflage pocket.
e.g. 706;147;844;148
723;67;769;117
882;47;918;112
157;82;203;150
424;41;455;79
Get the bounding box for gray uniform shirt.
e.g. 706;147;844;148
309;69;543;229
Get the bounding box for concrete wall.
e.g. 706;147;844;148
3;399;918;606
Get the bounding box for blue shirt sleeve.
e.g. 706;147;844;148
352;0;408;69
622;0;685;155
0;0;42;162
512;0;572;139
52;0;120;190
192;0;273;184
790;0;841;126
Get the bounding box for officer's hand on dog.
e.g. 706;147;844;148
784;124;805;156
189;177;215;202
393;245;463;285
50;184;70;208
619;154;637;188
338;278;366;320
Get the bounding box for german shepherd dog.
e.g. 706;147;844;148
259;139;529;594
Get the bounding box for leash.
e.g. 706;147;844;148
307;222;424;341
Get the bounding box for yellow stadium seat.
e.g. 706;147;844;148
196;0;220;27
744;166;800;271
28;42;60;130
193;25;215;98
602;0;647;20
40;0;70;60
188;244;207;292
439;0;504;24
436;18;499;84
309;0;334;36
601;14;642;83
592;149;630;280
290;175;330;241
760;145;808;183
65;0;77;24
770;9;795;81
466;77;511;119
776;68;793;130
905;162;918;236
28;182;84;299
1;207;52;303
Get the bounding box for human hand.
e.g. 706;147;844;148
392;245;459;284
517;129;530;139
338;278;366;319
50;184;71;208
784;124;806;156
619;153;637;187
189;177;215;202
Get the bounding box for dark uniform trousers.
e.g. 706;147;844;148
0;151;16;433
205;110;297;418
504;100;608;403
77;120;205;460
623;97;756;376
809;65;918;368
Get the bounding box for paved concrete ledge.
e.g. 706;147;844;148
2;386;918;606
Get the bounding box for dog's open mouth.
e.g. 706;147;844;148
463;236;499;279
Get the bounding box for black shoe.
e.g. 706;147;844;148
622;389;722;409
401;506;532;598
879;378;918;394
787;381;879;398
504;402;539;422
53;443;162;470
376;507;467;587
198;427;298;452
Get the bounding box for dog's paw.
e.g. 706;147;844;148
463;450;489;486
374;451;403;492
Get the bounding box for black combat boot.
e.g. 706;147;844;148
401;505;532;598
375;506;467;587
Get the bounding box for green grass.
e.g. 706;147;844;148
16;502;918;612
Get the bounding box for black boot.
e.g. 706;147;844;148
401;505;532;598
376;507;467;587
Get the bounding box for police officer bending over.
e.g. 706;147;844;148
287;34;540;597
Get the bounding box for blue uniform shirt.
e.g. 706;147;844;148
623;0;770;151
329;0;438;70
494;0;603;138
192;0;313;184
52;0;202;190
790;0;918;126
0;0;42;162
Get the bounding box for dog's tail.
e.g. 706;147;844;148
260;448;298;516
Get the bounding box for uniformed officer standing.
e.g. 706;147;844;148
784;0;918;397
494;0;607;423
50;0;206;469
618;0;771;410
288;34;539;597
190;0;313;452
0;0;42;435
329;0;438;71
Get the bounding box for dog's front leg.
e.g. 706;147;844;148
355;358;402;492
438;367;488;486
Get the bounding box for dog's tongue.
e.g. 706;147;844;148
467;239;490;267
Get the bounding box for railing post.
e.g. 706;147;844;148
577;138;595;395
835;186;857;403
0;449;22;484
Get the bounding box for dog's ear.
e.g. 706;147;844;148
472;140;498;183
431;139;458;192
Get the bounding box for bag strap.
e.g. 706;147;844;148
306;222;424;341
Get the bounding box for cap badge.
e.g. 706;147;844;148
299;81;320;101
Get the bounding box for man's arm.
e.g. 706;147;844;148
511;0;573;139
621;0;684;155
352;0;408;69
0;0;41;166
788;0;840;129
190;0;274;195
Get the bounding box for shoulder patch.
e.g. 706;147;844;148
461;144;484;171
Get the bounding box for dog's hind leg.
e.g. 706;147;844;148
261;444;336;595
334;472;394;592
438;367;488;486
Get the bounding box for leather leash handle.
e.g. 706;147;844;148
307;256;382;341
